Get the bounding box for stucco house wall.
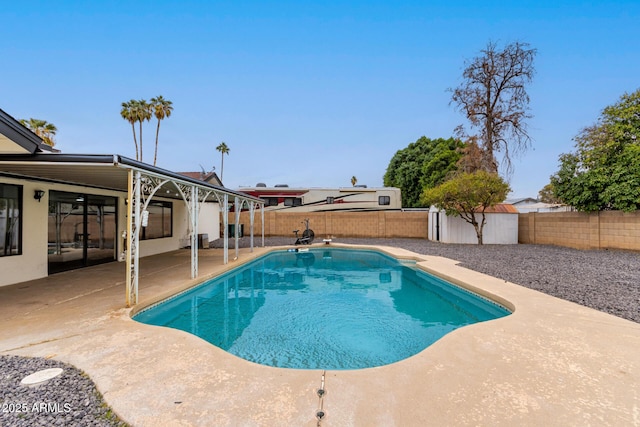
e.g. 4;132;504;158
0;175;221;287
198;202;221;242
1;177;50;286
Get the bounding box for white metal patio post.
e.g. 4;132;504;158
190;185;198;279
249;201;255;252
125;169;133;307
223;194;228;264
125;170;142;307
234;196;240;260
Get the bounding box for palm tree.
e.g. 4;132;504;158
19;118;57;146
134;99;152;163
150;96;173;166
351;176;358;187
216;142;230;180
120;100;139;160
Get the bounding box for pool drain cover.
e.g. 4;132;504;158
20;368;64;386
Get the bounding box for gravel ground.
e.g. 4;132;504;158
0;355;127;427
2;237;637;426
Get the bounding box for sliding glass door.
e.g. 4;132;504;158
48;191;117;274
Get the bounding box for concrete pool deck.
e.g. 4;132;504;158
1;244;639;426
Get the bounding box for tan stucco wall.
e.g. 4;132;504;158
198;202;221;241
0;178;128;287
0;177;49;286
518;211;640;250
137;196;189;258
0;136;31;153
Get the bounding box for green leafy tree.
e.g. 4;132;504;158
216;142;230;181
538;183;562;204
383;136;463;208
19;118;57;146
550;89;640;211
422;171;510;244
450;41;536;174
150;95;173;166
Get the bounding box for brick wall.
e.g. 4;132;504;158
229;211;429;239
518;211;640;251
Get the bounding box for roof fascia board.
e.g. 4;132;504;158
0;153;263;204
0;171;128;193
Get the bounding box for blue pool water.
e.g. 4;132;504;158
134;248;510;370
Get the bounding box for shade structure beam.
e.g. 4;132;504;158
125;170;141;307
248;201;257;252
234;197;241;260
122;167;262;305
223;194;229;264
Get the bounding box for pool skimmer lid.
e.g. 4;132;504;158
20;368;64;387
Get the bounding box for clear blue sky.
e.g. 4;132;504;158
2;1;639;198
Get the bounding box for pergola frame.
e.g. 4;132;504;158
124;165;264;306
0;153;264;308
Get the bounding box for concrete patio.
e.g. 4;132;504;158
1;244;639;426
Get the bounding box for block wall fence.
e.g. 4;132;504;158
518;211;640;251
229;211;430;239
227;210;640;251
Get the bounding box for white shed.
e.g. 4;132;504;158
428;204;519;244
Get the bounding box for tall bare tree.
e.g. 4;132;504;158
450;41;536;175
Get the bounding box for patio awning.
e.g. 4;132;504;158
0;152;265;306
0;153;258;202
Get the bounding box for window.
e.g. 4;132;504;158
0;184;22;257
378;196;391;206
284;197;302;207
141;201;172;240
263;197;279;207
326;197;335;204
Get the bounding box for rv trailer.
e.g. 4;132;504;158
237;185;401;212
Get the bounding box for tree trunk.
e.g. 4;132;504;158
139;121;143;162
154;119;161;166
472;220;483;245
131;123;139;161
476;211;487;245
475;225;483;245
469;211;488;245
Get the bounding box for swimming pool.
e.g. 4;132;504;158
134;248;510;370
